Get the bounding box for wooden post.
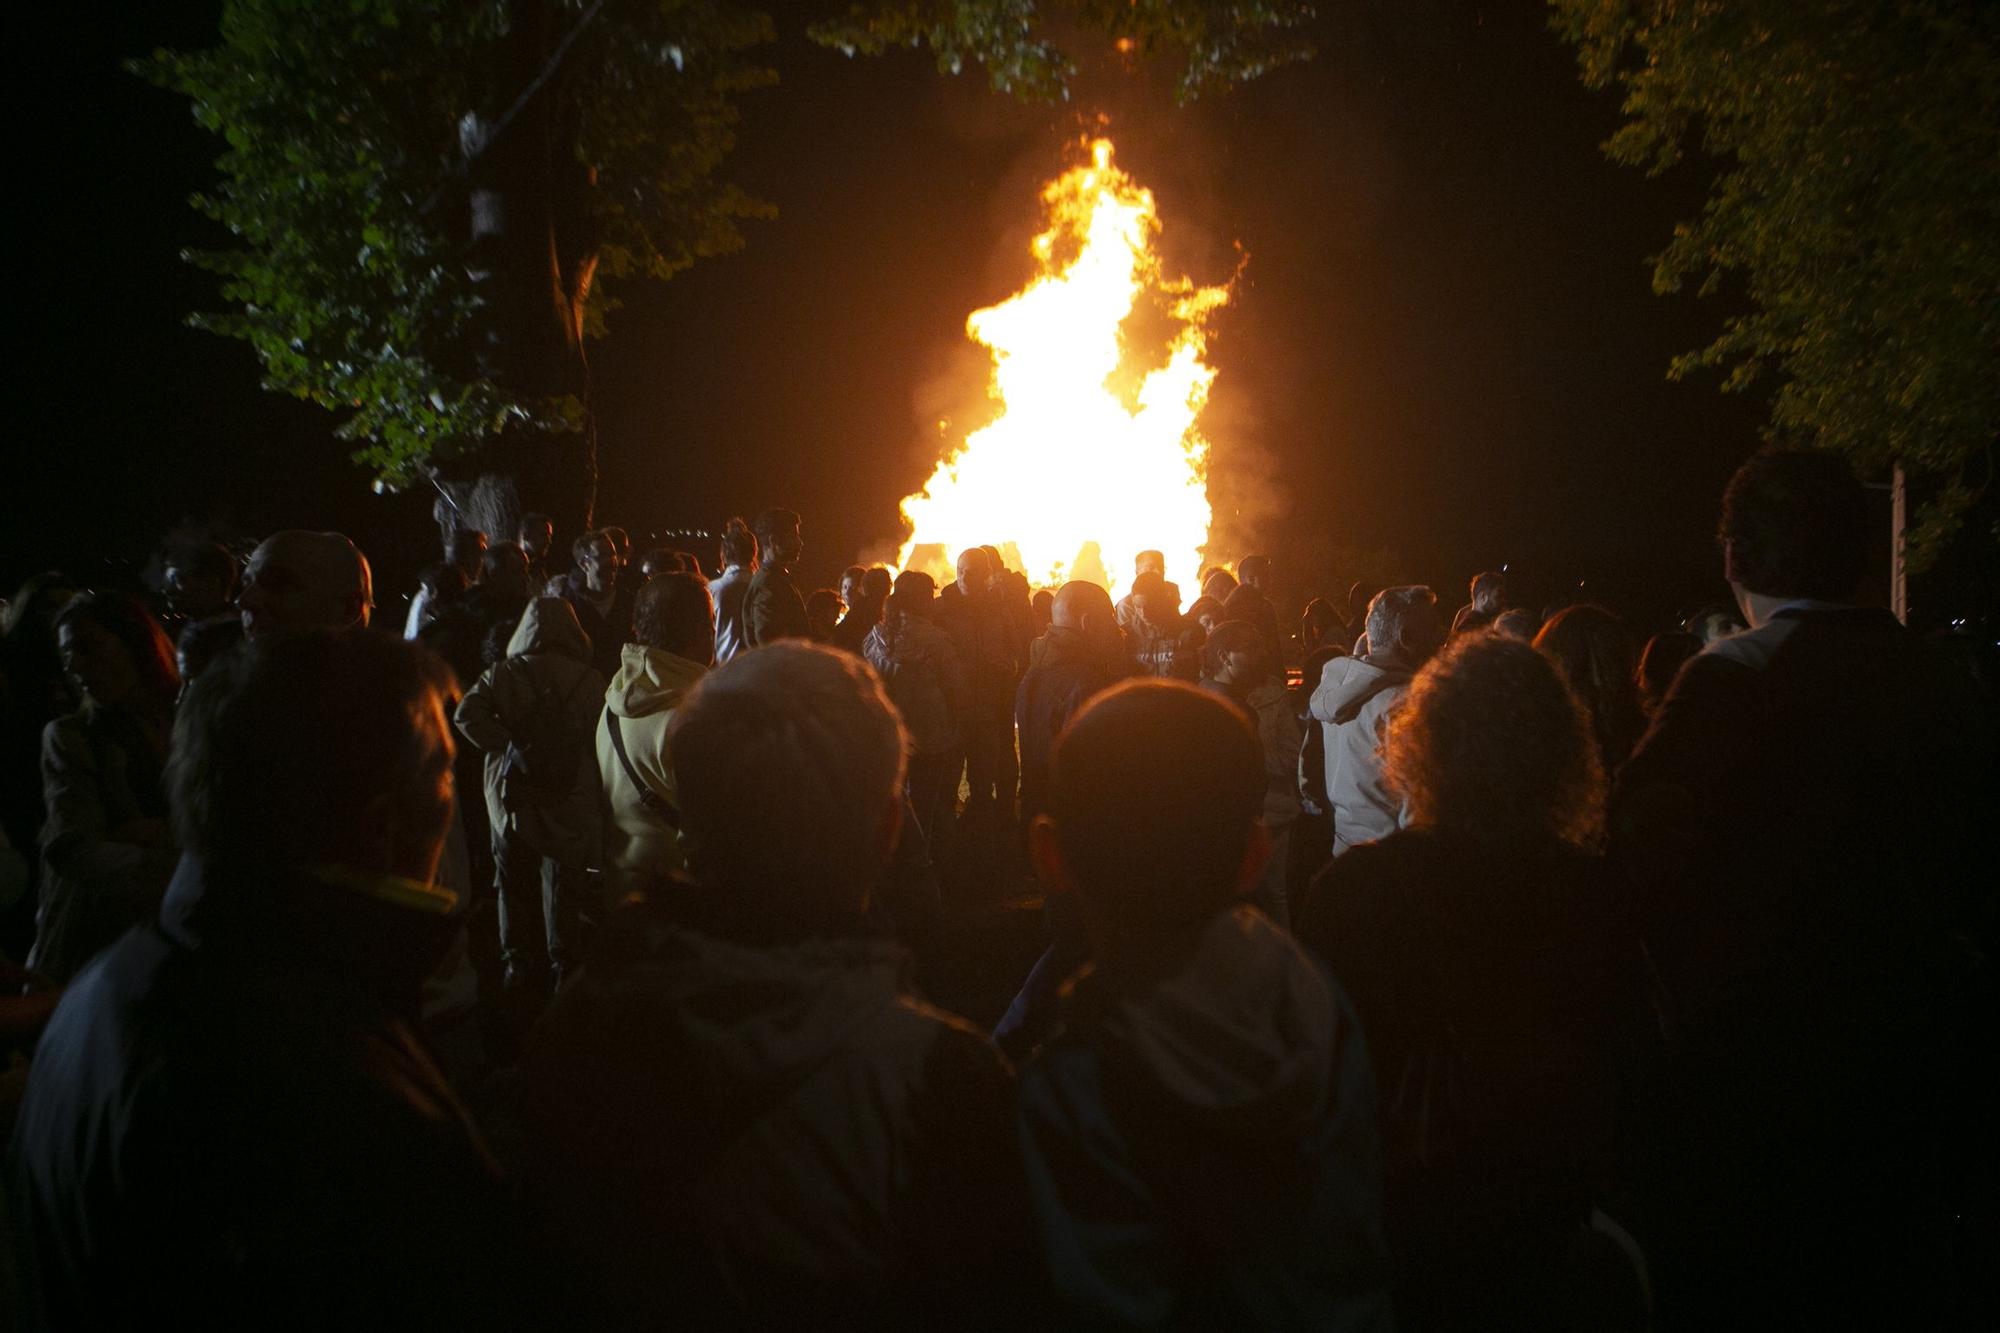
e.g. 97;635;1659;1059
1890;463;1908;624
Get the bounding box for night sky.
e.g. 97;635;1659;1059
11;2;1788;628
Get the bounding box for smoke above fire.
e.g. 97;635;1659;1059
897;139;1230;600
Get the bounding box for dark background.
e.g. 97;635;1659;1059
13;2;1979;631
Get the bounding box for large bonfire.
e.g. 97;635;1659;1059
897;139;1229;600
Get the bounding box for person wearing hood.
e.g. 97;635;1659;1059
1015;680;1391;1330
1308;586;1444;857
595;573;713;896
455;597;606;992
523;642;1031;1330
11;630;510;1328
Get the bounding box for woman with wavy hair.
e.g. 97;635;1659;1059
1295;633;1650;1330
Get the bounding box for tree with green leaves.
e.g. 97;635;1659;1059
138;0;1313;539
1552;0;2000;567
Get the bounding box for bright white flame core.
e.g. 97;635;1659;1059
897;139;1227;600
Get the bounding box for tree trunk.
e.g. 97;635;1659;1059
445;0;602;550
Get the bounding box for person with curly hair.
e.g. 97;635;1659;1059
1296;633;1649;1330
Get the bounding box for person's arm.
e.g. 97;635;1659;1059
40;721;147;890
1307;656;1343;724
452;664;514;756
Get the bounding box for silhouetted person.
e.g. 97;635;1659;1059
1614;450;1994;1325
833;566;892;655
1231;553;1282;656
1017;680;1391;1329
1450;570;1506;639
1535;604;1644;776
805;587;844;642
1200;619;1303;925
1114;548;1167;630
11;631;508;1327
707;516;758;664
160;538;239;630
1125;571;1201;680
174;615;245;692
563;529;635;681
2;573;80;954
27;595;180;984
940;546;1022;825
595;573;713;895
238;530;372;638
518;512;555;590
864;590;971;841
524;643;1028;1330
1015;581;1126;825
1635;630;1701;718
455;597;605;992
1309;586;1444;856
423;542;532;685
744;507;809;647
1298;634;1651;1330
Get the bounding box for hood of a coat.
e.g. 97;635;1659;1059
1316;653;1403;715
605;644;706;719
565;912;911;1121
1060;906;1337;1139
506;596;592;664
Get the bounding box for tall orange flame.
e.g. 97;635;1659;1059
897;139;1227;601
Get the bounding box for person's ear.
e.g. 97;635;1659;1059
1231;820;1273;901
1028;814;1075;899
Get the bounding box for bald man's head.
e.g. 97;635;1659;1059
239;531;374;638
1051;580;1114;633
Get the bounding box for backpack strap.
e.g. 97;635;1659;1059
604;711;680;827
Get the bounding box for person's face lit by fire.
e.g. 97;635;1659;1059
578;537;619;594
766;522;803;571
518;517;553;562
955;549;993;597
840;569;866;607
239;533;372;639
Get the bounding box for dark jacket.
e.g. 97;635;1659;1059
1017;906;1392;1331
743;566;809;647
1297;830;1648;1329
1609;604;1993;1323
939;584;1025;716
1015;626;1125;821
863;614;971;756
1126;613;1203;681
562;579;636;681
9;864;507;1329
521;890;1032;1330
454;598;606;867
28;703;176;983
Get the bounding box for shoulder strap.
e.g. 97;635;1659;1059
604;711;680;827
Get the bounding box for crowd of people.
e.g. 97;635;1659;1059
0;449;1991;1329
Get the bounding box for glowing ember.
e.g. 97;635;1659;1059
897;138;1228;601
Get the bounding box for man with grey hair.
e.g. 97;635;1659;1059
237;530;373;638
523;642;1029;1327
1310;585;1444;856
